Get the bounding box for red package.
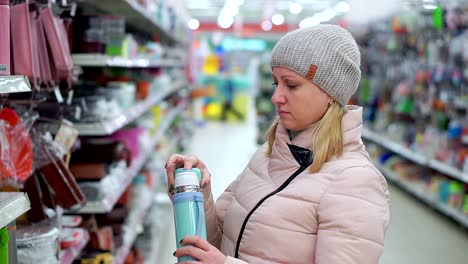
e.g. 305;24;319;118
0;108;33;185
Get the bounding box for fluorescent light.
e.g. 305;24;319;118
188;18;200;30
272;14;285;25
423;4;438;9
299;8;336;28
289;2;302;15
335;1;350;13
262;20;273;31
218;16;234;29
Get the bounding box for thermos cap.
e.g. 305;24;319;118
175;168;202;188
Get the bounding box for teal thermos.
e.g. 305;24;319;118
172;168;207;262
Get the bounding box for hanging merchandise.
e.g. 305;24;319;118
0;0;10;76
10;0;39;89
0;108;34;188
41;0;74;87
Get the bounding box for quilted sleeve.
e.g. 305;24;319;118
204;175;240;249
224;256;248;264
315;166;391;264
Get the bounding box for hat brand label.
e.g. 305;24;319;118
306;64;318;80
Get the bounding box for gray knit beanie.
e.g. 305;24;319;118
270;24;361;106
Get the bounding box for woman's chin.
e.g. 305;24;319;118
279;119;297;131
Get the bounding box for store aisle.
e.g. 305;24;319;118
381;184;468;264
157;100;468;264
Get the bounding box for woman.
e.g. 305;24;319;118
166;24;391;264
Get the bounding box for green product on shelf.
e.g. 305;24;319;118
0;227;9;264
432;6;444;30
396;97;414;115
464;195;468;215
359;78;371;103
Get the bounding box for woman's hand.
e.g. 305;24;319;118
165;154;211;196
174;236;226;264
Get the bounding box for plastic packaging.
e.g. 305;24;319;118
172;168;207;263
0;0;10;75
16;225;59;264
0;108;34;187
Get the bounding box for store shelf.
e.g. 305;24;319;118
72;54;185;68
378;165;468;228
144;206;172;264
113;197;153;264
363;128;468;183
74;81;187;136
0;192;31;229
78;0;186;45
60;229;90;264
75;100;188;214
0;75;32;94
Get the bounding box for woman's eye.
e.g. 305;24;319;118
272;82;278;87
287;84;298;89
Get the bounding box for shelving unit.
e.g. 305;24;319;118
74;81;187;136
0;76;32;94
113;197;153;264
72;54;185;68
377;165;468;228
60;229;90;264
78;0;186;45
0;192;31;229
362;128;468;183
73;100;188;214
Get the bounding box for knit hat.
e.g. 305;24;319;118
270;24;361;106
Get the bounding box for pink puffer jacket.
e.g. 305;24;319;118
203;106;391;264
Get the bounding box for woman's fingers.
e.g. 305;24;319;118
166;154;212;188
181;236;212;251
174;245;205;260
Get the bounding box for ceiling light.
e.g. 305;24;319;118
188;18;200;30
272;14;285;25
218;16;234;29
289;2;302;15
299;8;336;28
335;1;350;13
423;4;438;9
262;20;273;31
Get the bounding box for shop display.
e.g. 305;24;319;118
0;0;191;263
356;3;468;224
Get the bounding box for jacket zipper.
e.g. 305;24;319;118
234;164;310;258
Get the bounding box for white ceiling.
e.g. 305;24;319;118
184;0;451;26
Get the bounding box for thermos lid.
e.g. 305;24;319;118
174;168;202;188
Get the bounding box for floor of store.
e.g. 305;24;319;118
157;100;468;264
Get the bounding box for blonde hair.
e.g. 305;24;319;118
266;103;345;173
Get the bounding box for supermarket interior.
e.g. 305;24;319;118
1;0;468;263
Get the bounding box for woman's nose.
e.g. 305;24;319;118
271;86;286;105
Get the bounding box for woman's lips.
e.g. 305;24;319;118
277;110;290;116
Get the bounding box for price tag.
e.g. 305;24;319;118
54;86;64;103
54;120;79;152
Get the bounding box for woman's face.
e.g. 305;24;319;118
271;67;332;131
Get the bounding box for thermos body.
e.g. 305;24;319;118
172;168;207;262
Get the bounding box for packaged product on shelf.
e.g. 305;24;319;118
0;108;34;188
0;0;10;76
16;225;60;264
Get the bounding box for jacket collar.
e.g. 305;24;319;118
269;106;364;177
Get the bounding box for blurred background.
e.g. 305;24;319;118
0;0;467;263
